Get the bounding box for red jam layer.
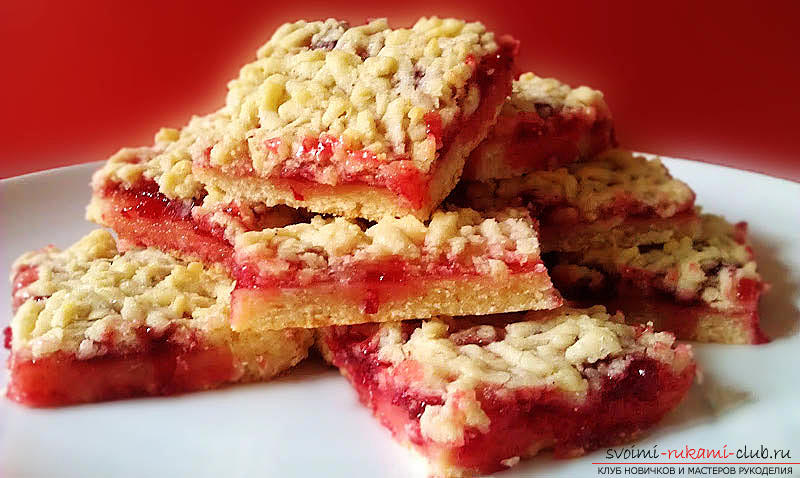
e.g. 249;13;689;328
272;134;429;208
613;263;763;312
321;324;694;475
97;180;235;266
6;344;238;407
234;253;547;290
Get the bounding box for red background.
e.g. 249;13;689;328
2;0;799;180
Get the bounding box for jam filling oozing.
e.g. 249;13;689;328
98;180;236;265
322;325;694;475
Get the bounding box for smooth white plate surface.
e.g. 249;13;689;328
1;159;798;478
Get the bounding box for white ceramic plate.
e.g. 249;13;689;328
1;158;799;478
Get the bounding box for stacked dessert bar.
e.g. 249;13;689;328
5;16;767;477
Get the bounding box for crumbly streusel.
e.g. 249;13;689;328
215;17;498;174
373;307;686;444
505;72;607;114
92;123;224;200
10;230;233;359
460;149;695;221
234;207;541;282
579;214;760;308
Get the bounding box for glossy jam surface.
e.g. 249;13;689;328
271;134;429;209
118;180;197;220
98;180;234;265
322;323;694;475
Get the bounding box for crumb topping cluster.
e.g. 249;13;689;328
580;215;760;308
234;207;541;282
10;230;234;359
372;307;685;444
206;17;498;177
504;72;608;115
92;125;221;200
460;149;695;221
193;192;307;245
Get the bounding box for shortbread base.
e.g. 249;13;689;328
232;269;562;330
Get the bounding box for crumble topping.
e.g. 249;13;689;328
191;190;307;245
207;17;499;175
92;121;227;200
505;72;608;115
10;230;234;359
579;214;760;308
372;307;685;444
459;149;695;222
234;207;541;281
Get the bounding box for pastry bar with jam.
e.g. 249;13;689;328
230;207;562;331
547;214;768;344
462;72;616;181
318;306;695;477
6;230;313;407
